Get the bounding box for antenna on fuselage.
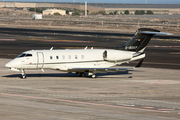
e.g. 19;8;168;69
84;46;88;49
50;47;53;50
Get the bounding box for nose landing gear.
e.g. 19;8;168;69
21;69;26;79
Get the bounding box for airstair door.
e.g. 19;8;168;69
37;52;44;69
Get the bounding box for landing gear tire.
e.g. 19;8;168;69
21;75;26;79
21;69;26;79
79;72;86;77
91;74;96;78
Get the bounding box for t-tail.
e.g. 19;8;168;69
116;28;172;67
116;28;172;52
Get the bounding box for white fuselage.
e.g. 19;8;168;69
5;49;145;72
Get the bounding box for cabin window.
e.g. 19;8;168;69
75;55;78;59
62;55;65;59
50;56;53;59
81;55;84;59
68;55;71;59
56;56;59;59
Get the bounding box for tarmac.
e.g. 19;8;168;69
0;58;180;120
0;28;180;120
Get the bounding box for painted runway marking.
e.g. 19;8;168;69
0;93;175;114
0;39;16;41
142;106;156;109
117;104;135;107
22;39;93;43
158;109;175;111
169;52;180;55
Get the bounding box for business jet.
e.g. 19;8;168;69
5;28;172;79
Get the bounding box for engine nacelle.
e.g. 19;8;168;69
103;50;132;62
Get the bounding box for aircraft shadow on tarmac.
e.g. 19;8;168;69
3;71;132;78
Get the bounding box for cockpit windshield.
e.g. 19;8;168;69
17;53;32;58
26;54;33;57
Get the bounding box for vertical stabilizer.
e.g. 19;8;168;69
116;28;161;52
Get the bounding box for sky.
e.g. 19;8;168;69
2;0;180;4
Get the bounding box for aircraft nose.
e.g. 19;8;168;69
5;62;11;68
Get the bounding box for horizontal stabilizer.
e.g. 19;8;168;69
141;31;173;35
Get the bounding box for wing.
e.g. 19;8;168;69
68;67;133;73
67;59;144;73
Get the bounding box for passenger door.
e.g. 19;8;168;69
37;52;44;69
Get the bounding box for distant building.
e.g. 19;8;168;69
32;14;42;20
69;12;73;15
43;9;66;15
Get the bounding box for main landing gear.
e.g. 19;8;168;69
21;69;26;79
78;72;96;78
78;72;86;77
88;72;96;78
89;74;96;78
80;72;86;77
